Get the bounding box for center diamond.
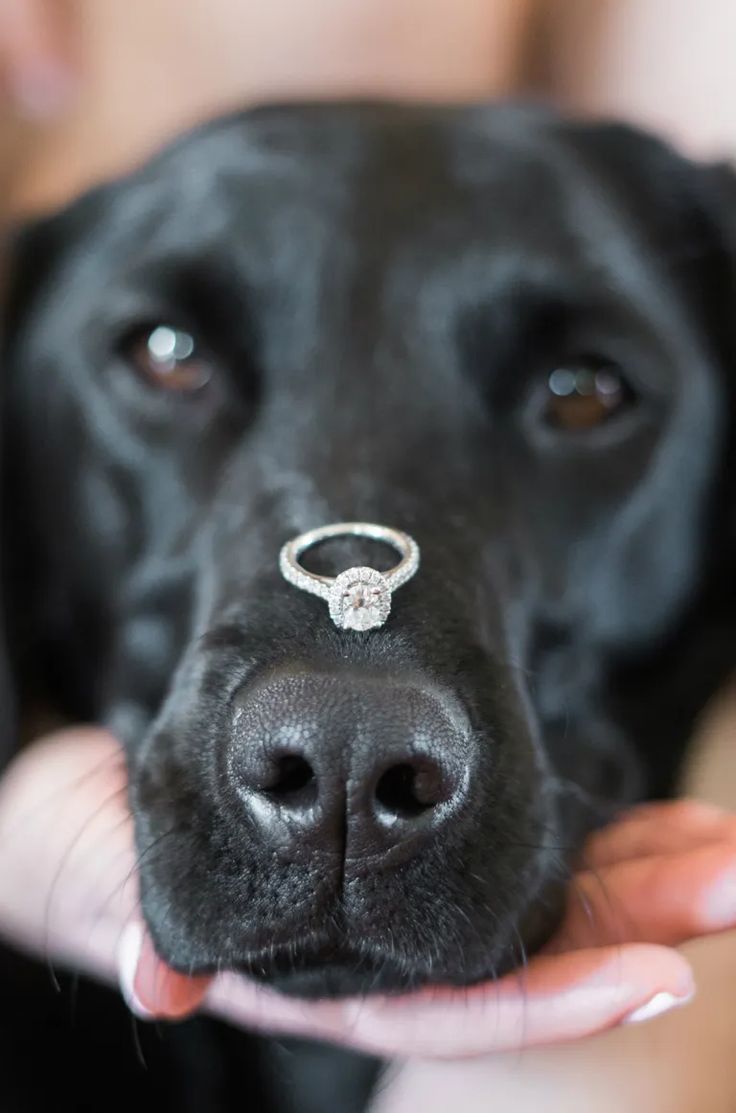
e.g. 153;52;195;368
328;566;391;631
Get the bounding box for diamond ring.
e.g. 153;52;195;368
279;522;420;631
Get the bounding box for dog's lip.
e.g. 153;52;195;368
234;949;427;998
123;919;697;1061
136;925;480;1004
179;942;434;997
246;965;414;999
124;919;493;1020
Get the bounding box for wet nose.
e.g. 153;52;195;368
226;671;475;866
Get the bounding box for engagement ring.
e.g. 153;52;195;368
279;522;420;631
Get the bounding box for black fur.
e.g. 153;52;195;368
2;102;736;1112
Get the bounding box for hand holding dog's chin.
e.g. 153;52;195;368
3;728;736;1066
0;727;134;980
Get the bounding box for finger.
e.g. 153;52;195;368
119;921;210;1021
121;926;694;1058
552;842;736;952
0;0;76;118
584;800;736;869
201;944;693;1058
0;728;134;965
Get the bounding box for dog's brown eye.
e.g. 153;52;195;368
128;325;213;392
544;363;630;430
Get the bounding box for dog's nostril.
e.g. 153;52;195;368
374;762;445;820
265;754;316;803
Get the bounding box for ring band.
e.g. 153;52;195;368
279;522;420;631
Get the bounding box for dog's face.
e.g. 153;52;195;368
4;104;736;997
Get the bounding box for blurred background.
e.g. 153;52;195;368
2;0;736;222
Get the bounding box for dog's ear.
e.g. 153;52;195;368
567;122;735;329
699;160;736;331
698;161;736;560
2;178;110;332
0;462;16;768
0;193;115;765
0;212;72;768
2;203;91;337
0;225;24;768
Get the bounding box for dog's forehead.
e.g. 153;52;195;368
19;102;710;405
158;102;562;187
90;103;585;255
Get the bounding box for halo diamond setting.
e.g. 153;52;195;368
279;522;419;632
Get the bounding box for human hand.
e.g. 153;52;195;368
3;726;736;1063
127;799;736;1057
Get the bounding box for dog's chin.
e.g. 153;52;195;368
232;896;567;1000
237;938;532;999
239;954;495;999
146;873;569;1000
243;954;427;999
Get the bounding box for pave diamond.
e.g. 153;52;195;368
328;566;391;631
280;523;419;631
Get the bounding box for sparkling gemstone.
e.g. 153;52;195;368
328;566;391;631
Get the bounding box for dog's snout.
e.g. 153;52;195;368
226;671;474;868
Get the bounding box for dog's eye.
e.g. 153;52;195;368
543;362;632;430
126;325;213;392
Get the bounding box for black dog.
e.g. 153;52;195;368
2;102;736;1113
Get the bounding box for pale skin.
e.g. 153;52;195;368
1;2;736;1110
2;0;735;217
3;724;736;1113
374;689;736;1113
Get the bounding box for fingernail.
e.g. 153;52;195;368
622;989;694;1026
704;867;736;929
8;63;76;121
118;921;153;1020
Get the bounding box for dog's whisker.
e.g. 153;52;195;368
83;826;182;955
41;786;131;983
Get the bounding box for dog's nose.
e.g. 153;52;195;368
226;672;475;866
